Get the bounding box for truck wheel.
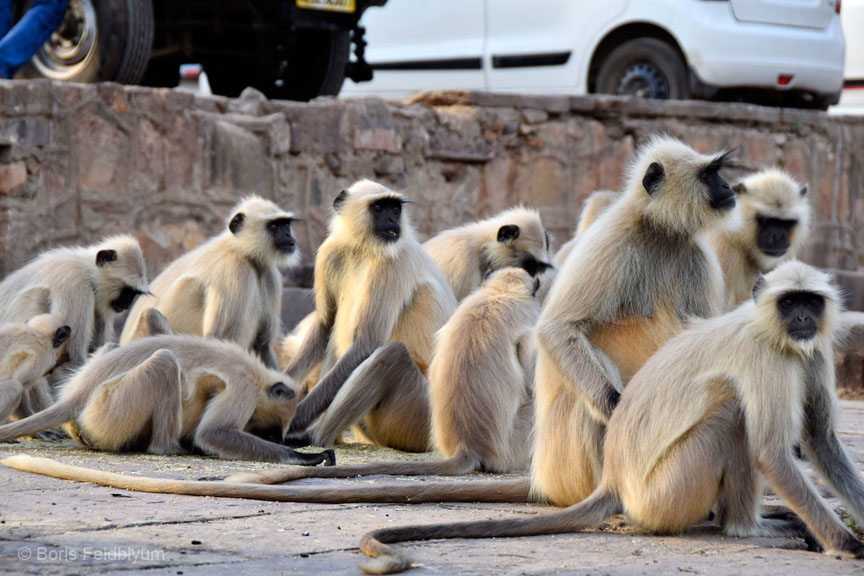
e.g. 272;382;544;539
16;0;153;84
265;29;350;101
595;38;688;100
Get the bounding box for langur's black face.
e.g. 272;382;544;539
267;218;297;255
757;216;796;257
521;256;553;278
699;154;735;211
777;291;825;341
111;286;145;313
370;198;403;243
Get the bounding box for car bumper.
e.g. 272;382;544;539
678;3;845;96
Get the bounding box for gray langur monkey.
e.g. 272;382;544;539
0;310;333;466
0;314;70;425
226;266;541;484
357;261;864;574
424;207;553;301
0;235;148;374
533;136;733;508
283;180;457;452
121;196;300;369
553;190;618;267
709;168;811;310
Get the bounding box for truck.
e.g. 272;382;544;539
16;0;385;101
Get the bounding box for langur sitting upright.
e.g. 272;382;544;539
283;180;457;452
532;136;733;507
424;207;552;300
121;196;300;369
358;262;864;574
227;266;541;484
0;315;70;425
709;168;811;310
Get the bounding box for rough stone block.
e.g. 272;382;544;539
0;162;27;194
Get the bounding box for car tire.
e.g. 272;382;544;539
595;38;689;100
264;29;350;101
16;0;153;84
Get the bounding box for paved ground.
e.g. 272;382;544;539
3;403;864;575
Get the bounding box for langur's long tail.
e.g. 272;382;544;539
358;489;620;575
225;450;477;484
0;400;75;442
0;455;530;504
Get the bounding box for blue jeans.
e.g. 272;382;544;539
0;0;68;78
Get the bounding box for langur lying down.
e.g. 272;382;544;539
0;310;332;466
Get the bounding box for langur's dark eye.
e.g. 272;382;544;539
373;204;383;213
393;205;401;215
781;297;795;310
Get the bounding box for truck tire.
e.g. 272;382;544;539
595;38;688;101
16;0;153;84
207;29;350;102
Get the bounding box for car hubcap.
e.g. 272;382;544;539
617;62;669;99
32;0;98;80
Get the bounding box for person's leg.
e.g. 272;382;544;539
0;0;68;78
0;0;15;40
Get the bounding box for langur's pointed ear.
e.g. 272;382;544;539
333;190;349;211
799;184;808;197
96;249;117;267
752;276;767;301
229;213;245;235
497;225;520;243
642;162;664;196
53;326;71;348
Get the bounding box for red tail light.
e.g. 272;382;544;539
836;0;842;14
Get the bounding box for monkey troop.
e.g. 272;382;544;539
2;135;857;572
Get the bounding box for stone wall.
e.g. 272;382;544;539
1;81;863;297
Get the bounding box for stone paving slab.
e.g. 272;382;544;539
2;403;864;575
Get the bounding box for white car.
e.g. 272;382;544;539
838;0;864;110
342;0;845;109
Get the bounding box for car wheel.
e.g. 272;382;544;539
595;38;688;100
16;0;153;84
261;29;350;101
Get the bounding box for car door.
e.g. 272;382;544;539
341;0;485;97
484;0;627;93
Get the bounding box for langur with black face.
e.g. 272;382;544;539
0;315;70;425
0;309;333;466
356;261;864;573
0;236;148;372
709;168;811;310
425;207;553;301
121;196;300;369
532;136;734;508
283;179;457;452
227;266;541;484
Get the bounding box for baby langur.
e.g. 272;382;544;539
425;207;553;301
709;168;811;310
358;261;864;574
0;236;148;373
0;315;70;425
0;310;333;466
121;196;300;369
533;137;732;508
553;190;618;266
228;267;541;484
284;180;457;452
